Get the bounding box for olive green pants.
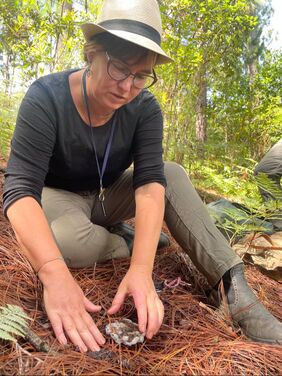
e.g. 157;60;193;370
42;162;241;286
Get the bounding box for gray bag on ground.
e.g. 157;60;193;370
207;198;274;242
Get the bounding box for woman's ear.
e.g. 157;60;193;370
86;49;97;64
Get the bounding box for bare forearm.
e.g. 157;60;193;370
131;183;165;271
7;197;67;277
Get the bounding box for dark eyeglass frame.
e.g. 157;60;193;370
105;51;158;89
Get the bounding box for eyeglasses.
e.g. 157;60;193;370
105;52;158;89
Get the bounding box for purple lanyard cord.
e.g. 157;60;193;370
82;68;117;216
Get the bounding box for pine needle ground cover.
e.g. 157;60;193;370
0;172;281;375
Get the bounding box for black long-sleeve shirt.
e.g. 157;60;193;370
3;69;166;216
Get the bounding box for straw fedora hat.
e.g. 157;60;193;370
81;0;172;65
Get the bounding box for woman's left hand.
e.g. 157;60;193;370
107;264;164;339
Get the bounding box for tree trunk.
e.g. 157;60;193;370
195;63;207;143
52;0;73;71
248;59;258;86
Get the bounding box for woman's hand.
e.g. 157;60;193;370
40;263;105;352
108;264;164;339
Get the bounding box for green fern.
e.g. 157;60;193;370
255;172;282;201
208;196;281;244
0;304;30;342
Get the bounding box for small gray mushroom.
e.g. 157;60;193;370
105;318;145;346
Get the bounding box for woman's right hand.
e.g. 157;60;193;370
39;261;105;352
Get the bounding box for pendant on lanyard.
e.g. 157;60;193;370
98;179;106;217
82;68;117;217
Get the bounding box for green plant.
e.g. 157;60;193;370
0;304;30;342
0;123;14;160
0;91;22;160
255;172;282;201
209;203;278;244
191;160;261;202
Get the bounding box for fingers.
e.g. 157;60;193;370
61;315;91;353
72;312;105;351
107;288;127;315
108;271;164;341
84;296;102;312
147;297;164;339
49;312;67;346
133;290;164;338
45;283;105;353
133;292;148;333
49;310;105;353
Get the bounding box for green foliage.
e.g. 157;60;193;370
199;166;282;243
210;197;282;244
0;304;30;342
209;204;281;247
0;91;23;159
209;206;270;244
191;158;261;201
255;172;282;200
0;0;100;87
153;0;278;163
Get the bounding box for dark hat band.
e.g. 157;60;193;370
98;19;161;46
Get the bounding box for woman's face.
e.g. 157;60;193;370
88;50;156;113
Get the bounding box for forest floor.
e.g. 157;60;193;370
0;166;282;375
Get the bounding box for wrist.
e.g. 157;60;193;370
130;250;154;273
36;256;65;274
38;258;70;286
129;262;153;274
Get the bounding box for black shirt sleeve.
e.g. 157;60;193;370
132;91;166;190
3;81;57;216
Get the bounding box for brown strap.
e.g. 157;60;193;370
219;280;259;318
231;300;259;318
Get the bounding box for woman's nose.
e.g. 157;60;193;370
117;75;134;92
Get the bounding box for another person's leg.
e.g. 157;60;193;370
256;173;282;231
254;172;282;231
164;162;282;344
254;139;282;230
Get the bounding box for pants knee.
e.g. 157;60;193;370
164;161;188;180
50;214;100;267
50;214;129;268
164;161;195;193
